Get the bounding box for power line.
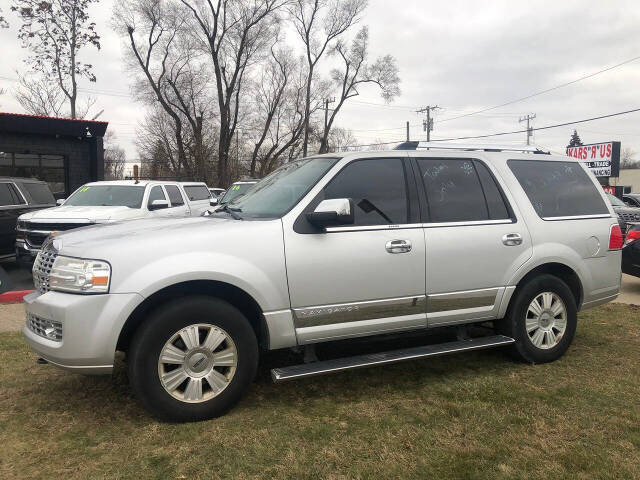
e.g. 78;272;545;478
436;54;640;124
518;113;536;145
416;105;440;141
433;107;640;142
343;106;640;148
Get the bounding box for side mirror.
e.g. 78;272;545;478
56;198;65;206
306;198;354;228
149;199;170;211
210;197;218;206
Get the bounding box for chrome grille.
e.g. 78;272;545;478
27;313;62;341
33;245;58;294
620;212;640;222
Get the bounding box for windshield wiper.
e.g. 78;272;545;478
219;204;243;220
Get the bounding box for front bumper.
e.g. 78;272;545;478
15;240;40;262
22;290;144;375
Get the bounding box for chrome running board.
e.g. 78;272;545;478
271;335;515;382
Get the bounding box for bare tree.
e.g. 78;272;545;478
248;48;289;176
179;0;288;187
12;0;101;118
322;126;355;152
103;132;127;180
14;74;66;116
248;52;331;176
137;106;182;176
0;7;8;28
290;0;367;157
318;26;399;153
622;148;639;169
113;0;213;180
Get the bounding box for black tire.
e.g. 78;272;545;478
499;274;577;364
128;296;258;422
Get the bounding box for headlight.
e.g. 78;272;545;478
49;256;111;294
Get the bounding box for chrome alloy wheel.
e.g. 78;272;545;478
158;324;238;403
525;292;567;350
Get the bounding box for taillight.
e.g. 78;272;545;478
624;228;640;247
609;224;623;250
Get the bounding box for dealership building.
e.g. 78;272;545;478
0;112;108;198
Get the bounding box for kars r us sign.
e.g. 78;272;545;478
566;141;621;178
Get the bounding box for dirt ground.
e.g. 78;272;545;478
0;303;25;333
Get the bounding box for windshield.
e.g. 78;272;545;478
607;193;626;207
220;183;254;204
64;185;145;208
226;157;340;218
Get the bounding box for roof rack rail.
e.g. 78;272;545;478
394;141;550;154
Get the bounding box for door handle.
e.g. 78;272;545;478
386;239;412;254
502;233;523;246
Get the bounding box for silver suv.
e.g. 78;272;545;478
23;143;622;422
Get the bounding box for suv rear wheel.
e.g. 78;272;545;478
500;274;577;364
128;296;258;422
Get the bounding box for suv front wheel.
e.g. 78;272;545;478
500;274;578;364
128;296;259;422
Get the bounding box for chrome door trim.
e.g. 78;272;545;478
296;313;427;345
324;219;516;233
427;287;501;313
541;214;612;221
325;223;423;233
423;219;514;228
293;295;426;329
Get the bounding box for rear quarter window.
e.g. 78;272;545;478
183;185;211;201
508;159;608;218
21;182;55;204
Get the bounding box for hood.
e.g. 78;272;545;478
54;215;253;258
18;205;142;222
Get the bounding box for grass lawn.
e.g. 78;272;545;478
1;303;639;479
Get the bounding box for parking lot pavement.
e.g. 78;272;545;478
0;259;34;292
614;274;640;306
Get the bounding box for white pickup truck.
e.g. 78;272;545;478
16;180;213;260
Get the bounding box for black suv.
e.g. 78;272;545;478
623;193;640;207
0;178;56;259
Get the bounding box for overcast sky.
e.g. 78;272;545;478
1;0;640;162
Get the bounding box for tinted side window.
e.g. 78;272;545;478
418;159;489;222
323;158;408;226
474;161;510;220
165;185;185;206
147;186;166;207
22;182;54;204
508;160;609;218
183;185;211;201
9;184;26;205
0;184;16;206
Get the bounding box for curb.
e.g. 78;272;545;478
0;290;33;304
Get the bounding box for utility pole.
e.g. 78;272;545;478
416;106;439;141
519;113;536;145
321;97;335;153
406;121;410;142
